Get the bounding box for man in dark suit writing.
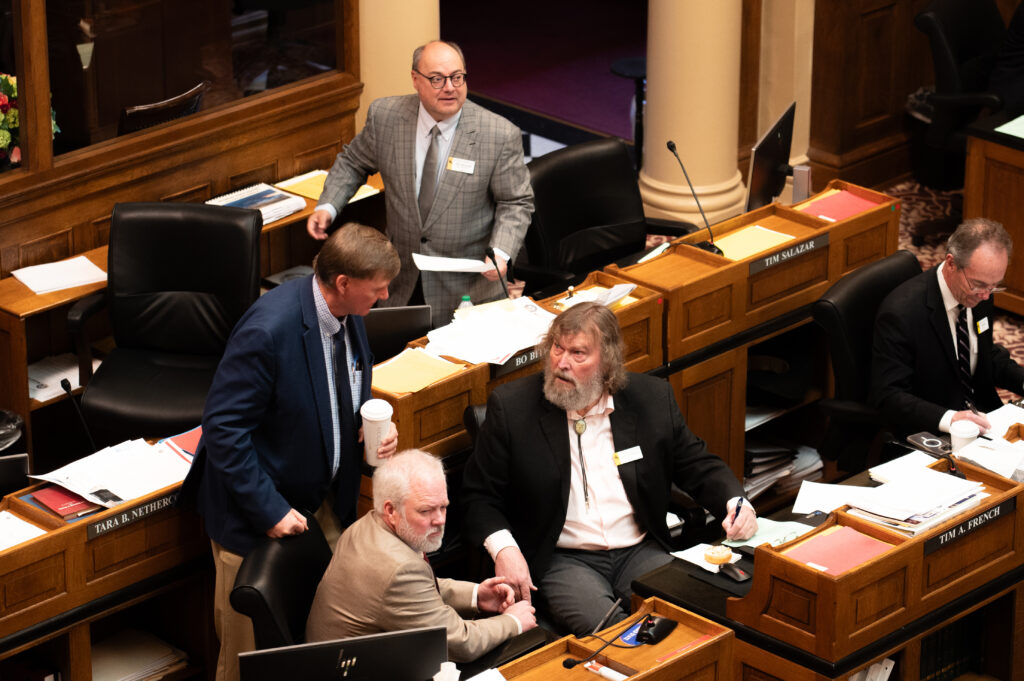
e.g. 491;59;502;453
871;218;1024;436
461;302;757;635
181;223;400;681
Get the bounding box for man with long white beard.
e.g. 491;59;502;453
462;302;758;636
305;449;536;662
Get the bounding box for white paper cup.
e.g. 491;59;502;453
360;399;393;466
950;420;980;452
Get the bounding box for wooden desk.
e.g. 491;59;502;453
632;461;1024;680
0;482;214;680
965;113;1024;316
499;597;733;681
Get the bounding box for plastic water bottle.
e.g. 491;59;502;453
457;295;473;309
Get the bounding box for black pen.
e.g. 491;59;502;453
964;398;980;415
732;497;744;524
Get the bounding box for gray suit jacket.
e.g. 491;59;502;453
319;95;534;325
305;512;519;663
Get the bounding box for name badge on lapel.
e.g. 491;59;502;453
977;316;990;335
613;446;643;466
447;157;475;174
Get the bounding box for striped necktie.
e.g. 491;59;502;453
955;304;974;406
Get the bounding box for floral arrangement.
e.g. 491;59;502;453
0;73;60;165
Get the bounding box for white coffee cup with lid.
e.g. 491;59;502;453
949;419;980;452
360;398;393;466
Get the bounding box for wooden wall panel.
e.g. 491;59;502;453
808;0;933;189
0;72;363;278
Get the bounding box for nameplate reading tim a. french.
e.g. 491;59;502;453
747;234;829;276
86;491;179;541
923;497;1016;556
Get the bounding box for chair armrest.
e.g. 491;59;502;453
67;292;107;386
645;217;701;238
928;91;1003;112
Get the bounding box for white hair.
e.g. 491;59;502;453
372;449;445;514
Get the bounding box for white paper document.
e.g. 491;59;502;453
722;517;815;549
412;252;492;273
791;480;876;515
555;283;637;309
853;466;982;521
28;353;101;402
868;450;937;483
672;543;741;572
425;297;556;365
12;256;107;294
31;439;193;508
0;510;46;552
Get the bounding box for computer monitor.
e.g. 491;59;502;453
238;626;447;681
745;102;796;211
364;305;432;361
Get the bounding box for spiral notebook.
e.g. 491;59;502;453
207;183;305;224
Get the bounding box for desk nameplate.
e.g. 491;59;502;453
748;234;829;276
924;497;1017;556
86;491;178;540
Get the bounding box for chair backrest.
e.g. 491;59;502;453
230;514;333;649
0;453;28;497
117;81;210;135
524;138;648;276
812;250;922;403
107;202;262;355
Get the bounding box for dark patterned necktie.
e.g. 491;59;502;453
956;305;974;406
418;125;441;221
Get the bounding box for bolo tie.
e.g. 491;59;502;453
574;417;589;509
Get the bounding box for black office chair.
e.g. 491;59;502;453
516;138;696;297
67;202;262;448
117;81;210;136
914;0;1005;159
0;453;28;497
812;250;922;471
231;513;333;649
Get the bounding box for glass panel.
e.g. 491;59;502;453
45;0;337;155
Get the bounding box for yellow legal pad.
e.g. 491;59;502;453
371;347;465;394
714;224;795;261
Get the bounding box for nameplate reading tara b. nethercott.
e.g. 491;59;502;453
747;234;829;276
923;497;1016;555
86;491;179;540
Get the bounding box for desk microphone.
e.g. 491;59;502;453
485;247;511;299
61;378;97;453
562;610;647;669
666;140;723;256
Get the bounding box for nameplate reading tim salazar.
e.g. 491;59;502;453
747;234;829;276
923;498;1016;556
87;491;178;541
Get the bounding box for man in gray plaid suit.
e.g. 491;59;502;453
307;40;534;326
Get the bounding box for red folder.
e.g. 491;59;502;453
32;485;101;520
781;525;892;576
797;190;879;222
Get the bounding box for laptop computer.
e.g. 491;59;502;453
239;626;447;681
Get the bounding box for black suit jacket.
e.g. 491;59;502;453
870;266;1024;434
460;372;744;581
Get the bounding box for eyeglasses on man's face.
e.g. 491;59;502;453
415;70;466;89
959;266;1006;294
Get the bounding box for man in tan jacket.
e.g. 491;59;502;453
305;449;536;662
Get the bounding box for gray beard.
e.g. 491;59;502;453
543;366;605;413
397;518;444;554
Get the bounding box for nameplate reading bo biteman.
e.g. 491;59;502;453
86;491;179;540
748;234;829;276
492;346;542;379
924;497;1016;555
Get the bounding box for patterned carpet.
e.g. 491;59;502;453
879;181;1024;402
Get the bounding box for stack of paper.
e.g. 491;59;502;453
28;353;100;402
846;466;986;535
30;439;193;508
425;297;556;365
207;183;306;224
12;256;107;294
91;628;188;681
772;446;824;495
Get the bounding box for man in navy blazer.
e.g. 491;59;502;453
872;218;1024;436
461;303;757;636
181;222;400;681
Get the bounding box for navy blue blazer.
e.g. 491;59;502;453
180;275;373;556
